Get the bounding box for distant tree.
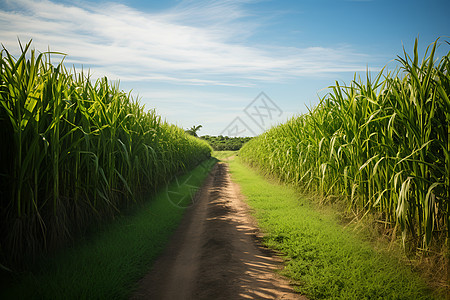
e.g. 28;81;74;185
185;125;202;137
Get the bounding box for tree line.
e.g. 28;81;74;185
200;135;253;151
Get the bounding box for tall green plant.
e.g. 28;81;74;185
0;41;212;269
240;38;449;251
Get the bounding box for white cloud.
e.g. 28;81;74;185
0;0;372;87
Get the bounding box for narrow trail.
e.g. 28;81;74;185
132;162;305;300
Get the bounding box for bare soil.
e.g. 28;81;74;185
131;162;306;300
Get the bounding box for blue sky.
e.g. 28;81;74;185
1;0;449;136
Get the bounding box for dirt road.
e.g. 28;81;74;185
132;162;305;299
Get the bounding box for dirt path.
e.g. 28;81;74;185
132;162;305;300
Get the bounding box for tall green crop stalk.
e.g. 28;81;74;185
434;47;450;248
0;41;212;270
240;38;449;251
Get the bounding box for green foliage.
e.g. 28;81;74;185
201;135;252;151
185;125;202;137
229;157;434;300
239;38;450;251
0;159;216;299
0;41;212;270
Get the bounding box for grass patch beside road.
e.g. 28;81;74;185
229;157;435;300
212;150;238;161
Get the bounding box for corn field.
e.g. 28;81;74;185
0;42;212;269
240;39;449;251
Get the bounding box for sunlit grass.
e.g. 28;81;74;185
212;150;238;161
229;157;435;299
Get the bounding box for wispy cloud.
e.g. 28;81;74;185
0;0;372;86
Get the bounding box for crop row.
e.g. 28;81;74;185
0;42;212;269
240;39;449;251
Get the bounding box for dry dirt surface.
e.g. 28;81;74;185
132;162;306;300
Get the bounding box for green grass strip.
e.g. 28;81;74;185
212;150;238;160
1;158;217;300
228;157;435;300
